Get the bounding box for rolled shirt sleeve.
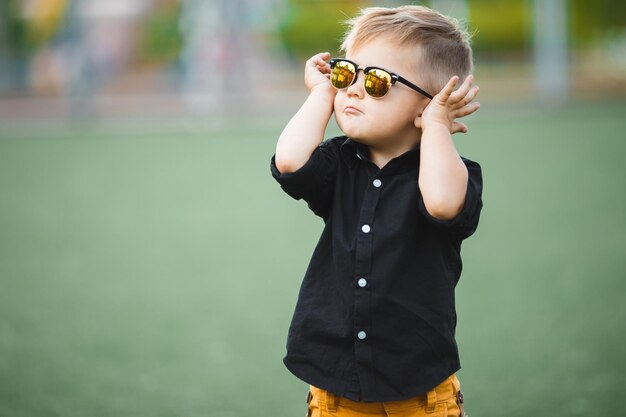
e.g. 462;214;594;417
270;139;340;221
417;157;483;239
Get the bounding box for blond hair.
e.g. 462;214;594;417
340;5;473;94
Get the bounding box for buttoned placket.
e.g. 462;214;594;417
353;168;384;396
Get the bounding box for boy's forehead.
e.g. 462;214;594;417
347;38;422;73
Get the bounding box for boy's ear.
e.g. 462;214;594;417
413;99;429;129
414;113;423;129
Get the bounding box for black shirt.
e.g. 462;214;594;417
270;136;483;402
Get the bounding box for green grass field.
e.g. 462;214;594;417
1;102;625;416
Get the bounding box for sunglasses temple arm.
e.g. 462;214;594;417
397;76;433;100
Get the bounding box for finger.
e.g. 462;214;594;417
451;121;468;134
452;85;480;110
454;101;481;118
309;52;331;65
449;74;474;104
436;75;460;103
307;52;332;74
317;63;331;74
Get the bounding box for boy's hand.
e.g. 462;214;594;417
275;53;337;174
304;52;335;93
421;75;480;134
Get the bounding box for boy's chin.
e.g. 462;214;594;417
347;136;374;146
337;123;372;144
342;132;386;147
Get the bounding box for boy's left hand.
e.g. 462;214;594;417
421;75;480;134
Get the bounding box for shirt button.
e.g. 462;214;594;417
361;224;371;233
358;278;367;287
373;179;382;188
357;331;367;340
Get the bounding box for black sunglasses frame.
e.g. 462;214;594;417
329;58;433;100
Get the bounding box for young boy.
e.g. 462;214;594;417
270;5;482;417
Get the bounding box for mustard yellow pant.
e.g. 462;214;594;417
306;374;466;417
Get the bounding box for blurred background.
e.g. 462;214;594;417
0;0;625;416
1;0;625;119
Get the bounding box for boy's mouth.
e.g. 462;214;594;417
344;105;363;115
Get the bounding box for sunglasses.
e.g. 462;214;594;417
329;58;433;99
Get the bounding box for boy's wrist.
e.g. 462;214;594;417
309;83;337;98
308;84;337;107
421;118;453;136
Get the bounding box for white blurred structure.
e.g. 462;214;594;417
431;0;469;23
533;0;569;104
67;0;152;106
179;0;287;114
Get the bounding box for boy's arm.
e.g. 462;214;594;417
417;75;480;220
274;52;337;174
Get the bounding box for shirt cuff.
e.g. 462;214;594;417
270;153;322;201
417;163;482;239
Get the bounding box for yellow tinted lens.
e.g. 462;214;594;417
364;69;391;97
331;61;356;89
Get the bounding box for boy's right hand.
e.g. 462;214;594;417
275;52;337;174
305;52;335;94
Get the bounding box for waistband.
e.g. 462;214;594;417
309;373;461;414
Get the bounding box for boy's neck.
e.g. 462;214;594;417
367;136;421;169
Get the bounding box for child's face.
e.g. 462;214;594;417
333;37;431;148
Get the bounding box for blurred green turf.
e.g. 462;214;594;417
1;102;625;416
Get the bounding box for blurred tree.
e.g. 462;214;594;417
0;0;68;55
468;0;530;52
27;0;68;46
0;0;31;57
278;0;366;59
468;0;625;53
137;0;182;63
569;0;626;48
0;0;68;92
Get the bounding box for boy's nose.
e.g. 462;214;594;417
346;72;365;98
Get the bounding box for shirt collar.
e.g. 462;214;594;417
340;137;370;162
339;137;420;175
